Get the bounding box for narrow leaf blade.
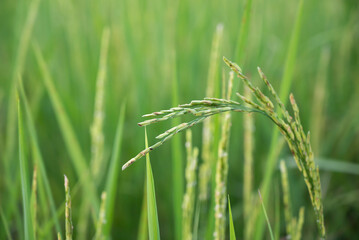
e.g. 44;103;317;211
145;129;161;240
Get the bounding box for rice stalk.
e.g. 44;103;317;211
90;27;111;180
274;184;281;240
182;130;199;240
94;192;107;240
199;23;224;201
243;85;254;240
293;207;305;240
64;175;73;240
280;160;305;240
214;71;233;240
280;160;293;237
30;165;38;238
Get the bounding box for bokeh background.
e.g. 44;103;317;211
1;0;358;239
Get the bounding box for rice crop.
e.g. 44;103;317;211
1;0;358;239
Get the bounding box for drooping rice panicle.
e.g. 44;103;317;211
125;57;326;239
122;100;253;170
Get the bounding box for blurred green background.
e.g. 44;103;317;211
1;0;359;239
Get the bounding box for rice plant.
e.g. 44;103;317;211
123;57;326;239
2;0;358;239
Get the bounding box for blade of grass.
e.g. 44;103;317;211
103;103;126;236
5;0;40;165
228;196;236;240
145;128;160;240
258;190;274;240
0;207;12;240
286;157;359;175
234;0;253;63
137;183;148;240
18;78;63;236
33;43;100;214
4;0;40;224
18;95;35;240
255;0;305;238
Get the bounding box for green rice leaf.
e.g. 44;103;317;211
145;128;161;240
103;103;126;236
0;207;12;240
258;190;274;240
33;43;99;214
235;0;253;63
228;196;236;240
137;182;148;240
18;77;63;237
18;95;35;240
